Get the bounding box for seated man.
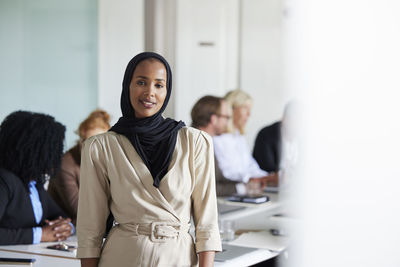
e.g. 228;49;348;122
0;111;74;245
212;90;278;196
191;95;236;196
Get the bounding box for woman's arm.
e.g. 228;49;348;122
81;258;99;267
199;251;215;267
191;132;222;254
76;137;110;260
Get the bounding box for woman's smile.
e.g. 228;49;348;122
140;99;156;108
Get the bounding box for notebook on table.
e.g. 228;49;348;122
226;194;269;204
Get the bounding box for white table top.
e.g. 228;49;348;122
214;192;290;266
215;247;276;267
218;193;282;221
0;236;77;259
0;193;288;266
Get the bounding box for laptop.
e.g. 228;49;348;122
215;244;258;262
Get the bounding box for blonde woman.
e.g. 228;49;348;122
213;89;277;195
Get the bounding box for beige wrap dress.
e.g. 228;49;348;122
76;127;222;266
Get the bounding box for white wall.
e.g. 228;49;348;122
168;0;287;148
98;0;144;125
0;0;285;150
0;0;144;148
240;0;288;146
0;0;98;149
173;0;240;125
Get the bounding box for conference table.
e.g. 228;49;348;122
0;192;289;267
0;236;79;266
215;192;290;266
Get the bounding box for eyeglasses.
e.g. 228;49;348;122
216;114;231;120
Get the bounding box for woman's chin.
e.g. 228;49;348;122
135;109;158;118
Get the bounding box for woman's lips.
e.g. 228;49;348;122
140;100;156;108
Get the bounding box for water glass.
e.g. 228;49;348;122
219;220;235;241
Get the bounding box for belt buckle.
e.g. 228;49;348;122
150;222;180;243
150;222;168;243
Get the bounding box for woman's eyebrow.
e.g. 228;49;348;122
134;76;165;82
134;75;148;79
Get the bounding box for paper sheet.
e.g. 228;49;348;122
229;230;289;252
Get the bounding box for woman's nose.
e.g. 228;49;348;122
144;84;156;96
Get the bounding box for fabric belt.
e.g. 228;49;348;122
118;222;191;243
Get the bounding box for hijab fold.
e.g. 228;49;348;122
110;52;185;188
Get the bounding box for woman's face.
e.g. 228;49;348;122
129;59;167;118
232;100;252;130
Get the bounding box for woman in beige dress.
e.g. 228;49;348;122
77;52;221;267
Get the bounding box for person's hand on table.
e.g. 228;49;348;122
248;172;279;192
265;172;279;187
41;216;72;242
247;178;264;194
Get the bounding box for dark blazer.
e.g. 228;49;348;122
253;121;282;172
0;168;66;245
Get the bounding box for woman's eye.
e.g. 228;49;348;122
155;84;164;89
137;81;145;86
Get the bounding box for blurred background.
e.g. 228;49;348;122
0;0;291;148
1;0;400;266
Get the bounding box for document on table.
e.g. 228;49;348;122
229;230;289;252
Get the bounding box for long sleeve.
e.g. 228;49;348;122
38;188;75;236
0;225;33;245
0;170;69;246
40;186;68;220
213;132;267;183
191;132;222;253
0;172;33;245
31;182;69;243
28;182;43;244
76;137;110;258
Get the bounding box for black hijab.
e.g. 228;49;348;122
110;52;185;188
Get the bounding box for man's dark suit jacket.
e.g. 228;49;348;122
253;121;282;172
0;168;66;245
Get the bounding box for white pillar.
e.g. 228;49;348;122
98;0;144;124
